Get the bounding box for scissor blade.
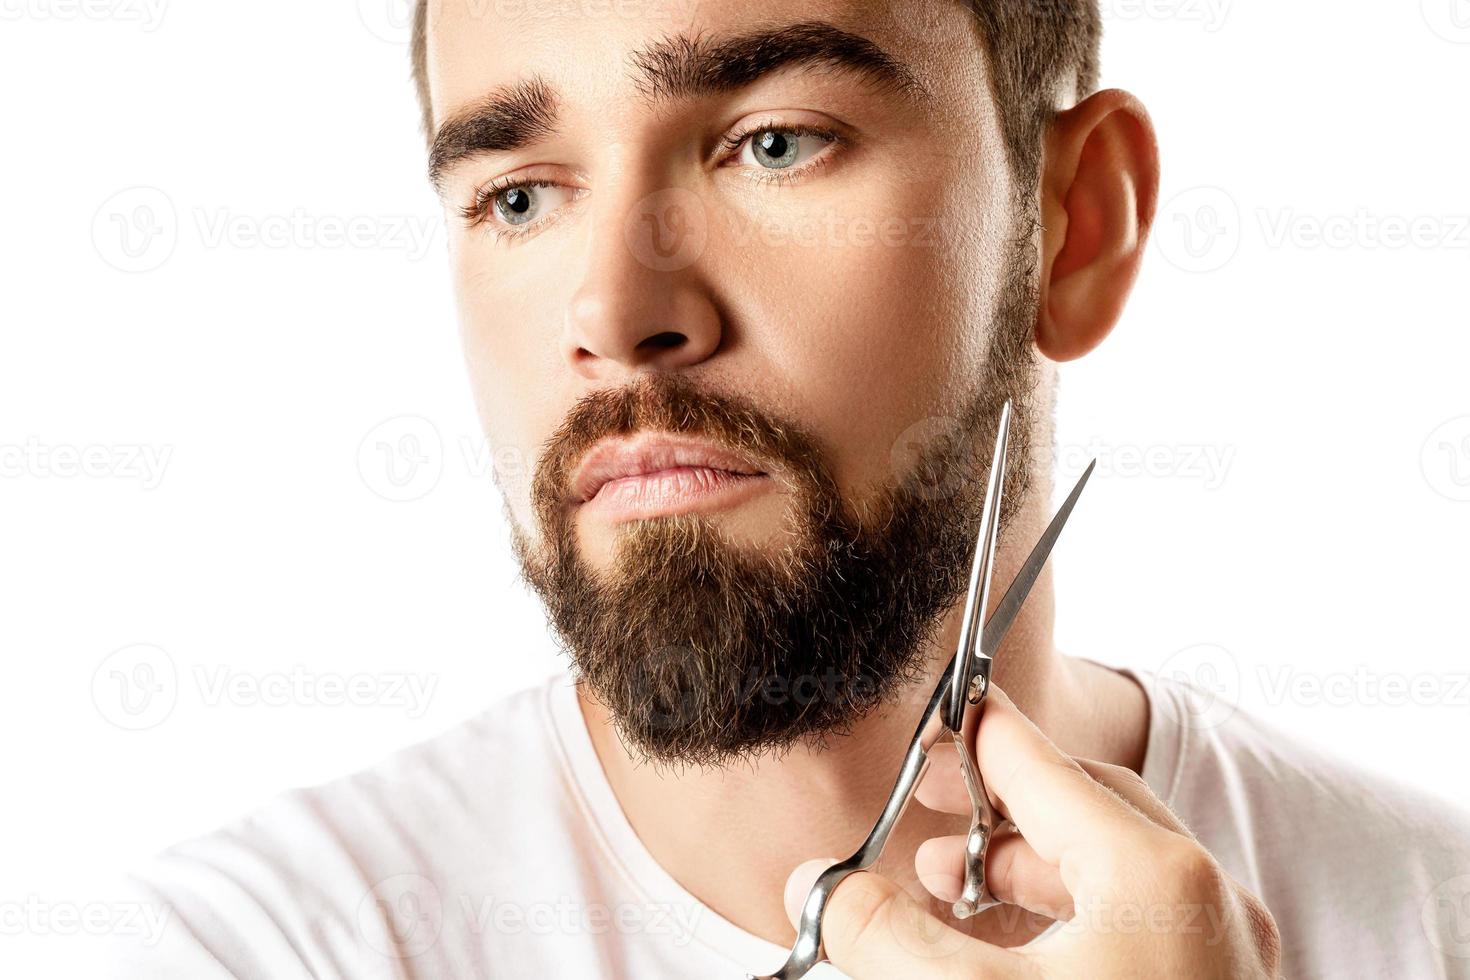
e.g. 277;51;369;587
948;402;1011;730
977;458;1096;659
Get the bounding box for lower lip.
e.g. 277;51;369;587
579;466;770;523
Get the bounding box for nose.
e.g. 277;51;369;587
561;190;723;382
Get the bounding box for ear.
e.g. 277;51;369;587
1035;89;1160;362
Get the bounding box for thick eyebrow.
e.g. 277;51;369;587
429;76;559;191
427;22;923;191
630;21;925;108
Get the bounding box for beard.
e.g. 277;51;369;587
513;239;1042;770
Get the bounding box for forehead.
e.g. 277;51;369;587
422;0;992;131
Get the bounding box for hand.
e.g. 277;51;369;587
782;686;1282;979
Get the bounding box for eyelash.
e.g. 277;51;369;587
460;121;847;241
459;176;561;243
718;119;847;185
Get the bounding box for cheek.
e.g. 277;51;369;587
708;169;1015;500
452;234;568;536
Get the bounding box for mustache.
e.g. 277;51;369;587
530;374;837;534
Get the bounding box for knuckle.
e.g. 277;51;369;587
1153;837;1225;897
1239;889;1283;974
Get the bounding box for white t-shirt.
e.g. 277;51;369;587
101;669;1470;979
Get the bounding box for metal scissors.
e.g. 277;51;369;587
749;401;1097;979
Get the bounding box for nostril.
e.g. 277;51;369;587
638;331;686;351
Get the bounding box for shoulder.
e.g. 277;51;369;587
108;673;577;979
1135;667;1470;976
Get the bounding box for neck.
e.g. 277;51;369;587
575;488;1149;948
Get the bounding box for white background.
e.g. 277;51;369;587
2;0;1468;971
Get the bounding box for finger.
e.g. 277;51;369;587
915;830;1073;920
1073;757;1195;839
915;739;971;815
781;861;1028;980
967;686;1166;897
922;746;1187;840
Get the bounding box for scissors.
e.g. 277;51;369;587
749;400;1097;979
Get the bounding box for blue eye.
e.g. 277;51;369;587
465;180;579;237
494;187;538;225
739;128;832;171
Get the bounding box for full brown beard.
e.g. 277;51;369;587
513;245;1040;769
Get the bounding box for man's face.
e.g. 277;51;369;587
424;0;1041;764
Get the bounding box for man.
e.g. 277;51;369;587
112;1;1470;977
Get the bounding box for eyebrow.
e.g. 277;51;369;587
428;21;923;191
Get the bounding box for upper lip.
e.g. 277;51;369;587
570;432;766;503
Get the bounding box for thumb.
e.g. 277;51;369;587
784;859;842;928
782;860;1022;979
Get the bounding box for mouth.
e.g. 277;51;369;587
570;432;771;523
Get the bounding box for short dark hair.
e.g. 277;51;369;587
409;1;1101;188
